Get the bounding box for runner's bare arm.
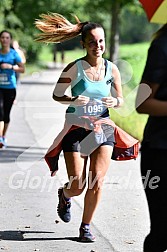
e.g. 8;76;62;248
53;61;90;106
53;61;77;104
102;63;123;108
0;62;24;73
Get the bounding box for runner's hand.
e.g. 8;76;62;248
72;95;90;106
101;97;117;108
0;63;12;69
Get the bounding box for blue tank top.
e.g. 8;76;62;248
67;59;113;117
0;48;21;89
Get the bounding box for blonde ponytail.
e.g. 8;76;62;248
35;13;88;43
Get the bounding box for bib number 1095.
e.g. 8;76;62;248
83;104;103;115
81;99;106;116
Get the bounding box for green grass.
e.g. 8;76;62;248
109;108;148;142
108;42;150;141
120;42;150;87
25;42;151;142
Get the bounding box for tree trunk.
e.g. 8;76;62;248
109;2;121;62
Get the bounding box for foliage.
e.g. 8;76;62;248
120;4;161;43
0;0;91;62
0;0;161;63
0;0;12;11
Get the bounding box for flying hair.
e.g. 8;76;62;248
35;12;89;43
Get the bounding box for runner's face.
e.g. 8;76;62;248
0;32;11;47
83;28;105;58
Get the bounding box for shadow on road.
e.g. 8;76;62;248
0;146;47;163
0;230;79;242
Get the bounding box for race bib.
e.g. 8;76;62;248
77;99;106;116
0;73;10;85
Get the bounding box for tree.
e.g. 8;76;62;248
120;4;160;44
